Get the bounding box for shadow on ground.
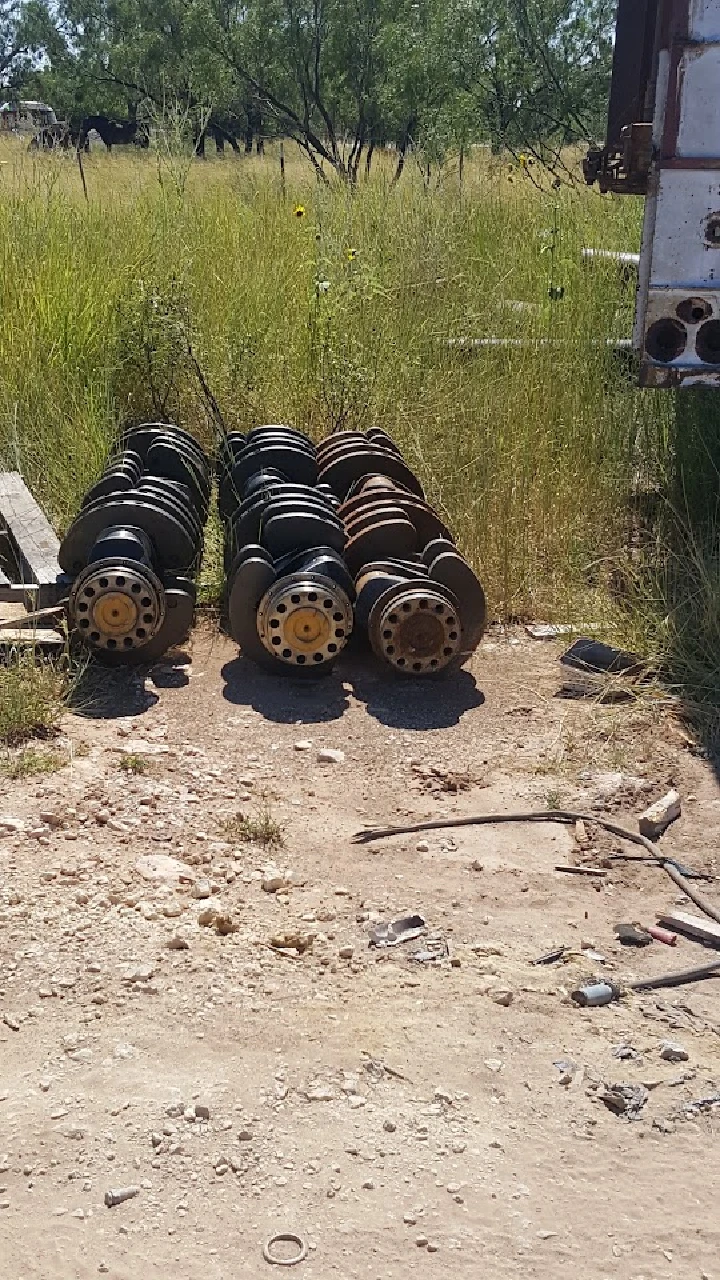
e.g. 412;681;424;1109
343;653;485;729
221;656;350;723
221;649;484;730
68;651;191;719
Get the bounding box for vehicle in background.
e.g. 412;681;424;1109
0;100;57;135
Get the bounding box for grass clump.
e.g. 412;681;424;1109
118;752;149;775
0;745;66;779
223;793;284;848
0;655;68;746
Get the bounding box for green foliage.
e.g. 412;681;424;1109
0;652;69;745
16;0;614;174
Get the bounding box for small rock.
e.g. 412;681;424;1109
362;1179;375;1190
262;876;289;893
469;860;484;872
192;879;211;900
415;1235;429;1248
416;841;430;853
0;816;24;835
198;907;217;927
660;1040;689;1063
194;1103;210;1120
426;1241;440;1253
653;1117;676;1134
214;914;238;936
317;748;345;765
403;1212;417;1226
294;740;312;752
484;1059;503;1073
167;935;189;951
383;1120;397;1133
135;854;193;884
237;1130;253;1142
491;987;514;1007
338;946;353;960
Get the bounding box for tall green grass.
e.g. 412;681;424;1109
0;138;716;705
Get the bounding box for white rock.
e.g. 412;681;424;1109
639;790;681;840
0;817;24;836
317;749;345;765
294;741;312;752
135;854;194;884
192;879;211;899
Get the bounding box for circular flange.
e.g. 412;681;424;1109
69;559;165;655
262;1232;308;1267
368;581;462;674
257;575;353;669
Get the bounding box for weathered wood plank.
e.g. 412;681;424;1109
0;472;62;605
658;910;720;949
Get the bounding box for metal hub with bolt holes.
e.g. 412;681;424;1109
256;575;353;668
369;585;462;674
69;561;165;653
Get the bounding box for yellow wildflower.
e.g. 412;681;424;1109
293;204;306;218
346;247;357;261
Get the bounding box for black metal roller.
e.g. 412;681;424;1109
61;426;210;664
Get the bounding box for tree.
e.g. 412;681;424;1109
1;0;58;91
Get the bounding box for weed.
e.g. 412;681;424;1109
0;655;68;745
0;745;65;779
118;753;149;775
223;792;284;848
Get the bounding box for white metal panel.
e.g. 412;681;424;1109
649;170;720;286
689;0;720;39
676;46;720;153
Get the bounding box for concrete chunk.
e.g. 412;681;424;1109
638;789;681;840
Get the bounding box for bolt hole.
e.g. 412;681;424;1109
290;594;301;605
396;657;406;666
79;618;89;629
327;643;337;653
332;612;344;622
282;648;292;658
271;636;281;646
677;297;712;325
313;652;324;662
99;577;109;588
131;583;142;593
115;575;126;587
270;619;280;628
323;599;333;609
136;628;146;639
308;592;318;602
123;637;134;647
277;604;287;614
106;639;117;649
386;644;395;655
296;655;306;664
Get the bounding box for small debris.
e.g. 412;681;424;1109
104;1185;139;1207
614;922;652;947
659;1040;689;1063
317;748;345;765
369;914;426;948
561;637;641;675
214;914;238;936
270;931;315;955
491;987;513;1007
600;1083;648;1119
571;981;619;1007
338;946;354;960
574;819;589;848
167;935;189;951
638;789;681;841
532;946;566;966
192;879;212;899
612;1042;638;1061
647;925;677;946
194;1103;210;1120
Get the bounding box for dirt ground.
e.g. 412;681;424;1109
1;625;719;1280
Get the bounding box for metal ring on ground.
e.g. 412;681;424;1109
263;1232;308;1266
69;561;165;654
256;575;353;668
369;583;462;674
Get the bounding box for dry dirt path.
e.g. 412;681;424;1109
1;627;719;1279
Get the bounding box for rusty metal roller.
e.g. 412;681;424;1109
328;433;487;675
219;427;354;674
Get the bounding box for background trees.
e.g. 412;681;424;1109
7;0;616;172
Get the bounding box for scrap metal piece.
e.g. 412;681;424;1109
368;913;426;948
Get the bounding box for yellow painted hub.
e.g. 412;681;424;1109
92;590;138;637
284;606;331;651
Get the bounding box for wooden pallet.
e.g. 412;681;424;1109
0;472;63;608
